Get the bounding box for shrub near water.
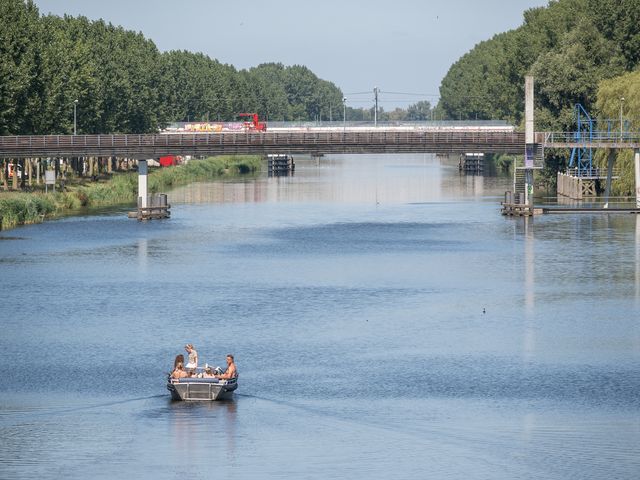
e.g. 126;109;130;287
148;155;260;192
79;156;261;207
0;193;56;229
0;156;262;229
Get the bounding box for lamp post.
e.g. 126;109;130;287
620;97;625;141
73;99;78;135
343;97;346;128
373;87;379;127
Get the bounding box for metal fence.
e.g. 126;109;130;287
0;130;526;158
538;131;640;145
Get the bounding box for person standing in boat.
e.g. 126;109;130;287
215;354;237;380
185;344;198;370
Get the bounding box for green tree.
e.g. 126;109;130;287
594;70;640;196
0;0;40;134
406;100;433;121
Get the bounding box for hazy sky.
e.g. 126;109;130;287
33;0;548;109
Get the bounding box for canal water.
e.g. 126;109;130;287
1;154;639;479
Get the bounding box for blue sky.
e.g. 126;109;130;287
33;0;548;109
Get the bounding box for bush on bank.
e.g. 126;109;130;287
0;194;57;228
0;156;262;230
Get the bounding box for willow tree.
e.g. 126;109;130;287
594;71;640;196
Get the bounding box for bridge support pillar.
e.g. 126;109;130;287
138;160;148;209
635;149;640;208
524;75;535;207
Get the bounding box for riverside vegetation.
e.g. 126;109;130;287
2;0;638;199
437;0;640;193
0;156;261;230
0;0;434;133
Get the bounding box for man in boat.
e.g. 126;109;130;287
171;362;189;379
215;354;237;380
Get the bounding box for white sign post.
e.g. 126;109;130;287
45;170;56;193
138;160;148;209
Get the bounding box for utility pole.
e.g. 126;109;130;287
374;87;379;127
343;97;346;128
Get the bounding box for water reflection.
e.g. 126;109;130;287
523;217;536;362
2;154;639;480
169;154;511;205
137;238;148;273
168;400;238;462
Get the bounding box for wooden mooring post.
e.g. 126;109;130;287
458;153;484;174
267;154;295;176
557;172;597;200
501;191;542;216
128;193;170;221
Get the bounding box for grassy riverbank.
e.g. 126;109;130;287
0;155;261;230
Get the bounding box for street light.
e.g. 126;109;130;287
343;97;346;128
373;87;379;127
620;97;625;141
73;99;78;135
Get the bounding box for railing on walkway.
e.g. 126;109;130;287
538;131;640;147
564;167;620;179
0;130;526;158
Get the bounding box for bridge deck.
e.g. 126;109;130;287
3;130;638;159
0;130;525;158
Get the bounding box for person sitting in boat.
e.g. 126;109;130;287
185;344;198;370
171;362;189;379
174;354;184;370
202;366;216;378
215;354;238;380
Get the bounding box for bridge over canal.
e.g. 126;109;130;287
0;127;526;159
1;75;639;211
1;127;638;159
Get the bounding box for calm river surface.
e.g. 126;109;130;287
1;154;639;479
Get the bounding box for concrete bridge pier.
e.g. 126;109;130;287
635;149;640;208
524;75;535;207
138;159;148;209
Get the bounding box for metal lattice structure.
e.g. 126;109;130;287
568;104;594;175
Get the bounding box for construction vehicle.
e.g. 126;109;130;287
237;113;267;132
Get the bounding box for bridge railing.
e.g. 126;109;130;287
564;167;621;178
538;131;640;144
0;130;527;157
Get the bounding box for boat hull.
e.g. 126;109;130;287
167;378;237;401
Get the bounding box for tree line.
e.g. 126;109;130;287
1;0;440;136
437;0;639;193
438;0;639;128
0;0;350;135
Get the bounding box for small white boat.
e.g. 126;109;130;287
167;371;238;401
